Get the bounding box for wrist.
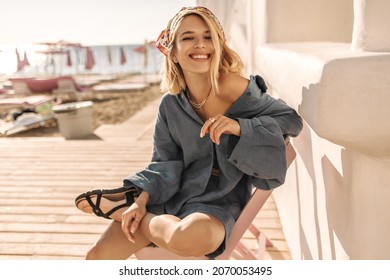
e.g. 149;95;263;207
135;191;150;206
234;119;241;136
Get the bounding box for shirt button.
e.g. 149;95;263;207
233;160;238;164
253;172;259;176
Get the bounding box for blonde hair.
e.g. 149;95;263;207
159;7;244;95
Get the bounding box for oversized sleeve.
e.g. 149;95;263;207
123;96;184;205
227;75;303;190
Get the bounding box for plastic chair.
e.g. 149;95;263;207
134;139;296;260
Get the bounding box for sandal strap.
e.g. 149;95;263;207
85;193;105;217
104;189;138;218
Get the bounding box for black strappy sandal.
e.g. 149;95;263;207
75;186;139;219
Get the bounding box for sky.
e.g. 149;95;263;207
0;0;196;46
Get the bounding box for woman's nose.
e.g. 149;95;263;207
194;38;206;48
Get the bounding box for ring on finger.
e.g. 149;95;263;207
209;117;215;124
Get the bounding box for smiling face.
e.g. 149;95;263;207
159;7;242;95
172;14;215;76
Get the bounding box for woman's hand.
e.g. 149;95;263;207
200;114;241;145
121;191;149;243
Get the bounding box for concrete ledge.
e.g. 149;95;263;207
255;42;390;155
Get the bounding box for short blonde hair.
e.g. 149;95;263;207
159;7;244;95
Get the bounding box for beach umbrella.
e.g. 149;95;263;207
15;48;23;71
15;48;29;72
120;47;126;65
35;41;58;47
57;40;82;48
66;50;72;67
133;45;145;54
85;47;95;70
23;51;30;66
133;40;149;69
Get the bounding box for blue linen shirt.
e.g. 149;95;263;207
124;75;303;216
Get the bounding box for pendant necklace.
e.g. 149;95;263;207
186;88;212;109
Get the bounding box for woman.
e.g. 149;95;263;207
75;6;303;259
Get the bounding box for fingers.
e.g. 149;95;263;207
121;207;143;243
200;115;241;145
130;218;141;236
121;213;134;243
200;117;216;138
211;121;229;145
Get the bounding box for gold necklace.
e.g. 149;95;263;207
186;88;211;109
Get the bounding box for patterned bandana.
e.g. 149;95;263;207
155;6;225;56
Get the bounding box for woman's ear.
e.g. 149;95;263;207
172;56;179;63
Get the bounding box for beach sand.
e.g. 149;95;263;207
2;82;164;137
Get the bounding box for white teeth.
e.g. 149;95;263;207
191;55;208;59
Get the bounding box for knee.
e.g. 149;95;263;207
167;220;221;257
85;241;109;260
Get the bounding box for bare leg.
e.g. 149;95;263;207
86;221;151;260
79;195;225;257
140;212;225;257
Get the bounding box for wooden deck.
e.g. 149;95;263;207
0;98;291;260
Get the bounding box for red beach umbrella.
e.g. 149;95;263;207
15;48;23;71
66;50;72;67
120;47;126;65
133;45;145;54
134;41;148;68
23;51;30;66
57;40;82;48
35;41;58;47
15;48;29;72
85;47;95;70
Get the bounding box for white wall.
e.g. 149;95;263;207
278;123;390;259
198;0;353;74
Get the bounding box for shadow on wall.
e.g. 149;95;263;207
294;121;390;259
292;121;322;259
323;149;390;260
291;77;390;259
298;60;390;157
321;154;349;259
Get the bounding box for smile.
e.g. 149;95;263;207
190;54;210;60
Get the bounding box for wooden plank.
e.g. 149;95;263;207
0;214;84;224
0;232;101;244
0;223;108;234
0;255;83;260
0;243;90;257
264;250;292;260
253;219;282;229
242;228;285;240
0;206;84;215
0;213;109;224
